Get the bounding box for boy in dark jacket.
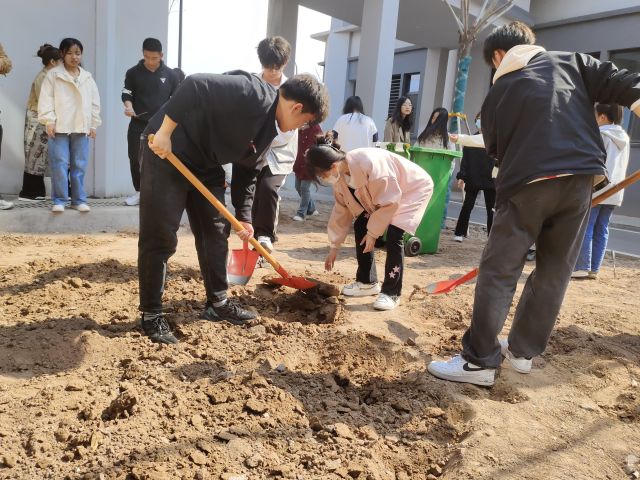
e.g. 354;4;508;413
453;112;496;241
429;21;640;386
139;72;328;344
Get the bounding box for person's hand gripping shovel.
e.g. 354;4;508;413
148;134;316;290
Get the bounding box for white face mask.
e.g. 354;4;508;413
475;119;481;130
320;171;340;186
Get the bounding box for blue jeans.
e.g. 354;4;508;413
295;177;316;217
48;133;89;205
575;205;615;273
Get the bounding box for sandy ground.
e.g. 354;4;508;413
0;199;638;480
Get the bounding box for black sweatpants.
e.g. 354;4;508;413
138;142;230;313
353;211;405;297
462;175;593;368
127;119;147;192
252;165;286;242
454;186;496;237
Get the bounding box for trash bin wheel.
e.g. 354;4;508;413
404;236;422;257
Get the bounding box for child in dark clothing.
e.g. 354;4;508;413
292;123;323;221
429;21;640;387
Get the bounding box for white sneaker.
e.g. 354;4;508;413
310;210;320;216
257;236;273;253
427;355;496;386
18;196;45;202
71;203;90;212
453;235;464;242
571;270;590;279
0;199;14;210
342;281;381;297
498;338;532;374
51;204;65;213
292;215;304;222
373;293;400;311
125;192;140;206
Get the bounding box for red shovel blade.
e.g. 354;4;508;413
227;242;260;285
267;275;318;290
426;268;479;295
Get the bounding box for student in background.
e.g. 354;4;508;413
331;96;378;152
453;112;496;241
38;38;101;213
383;96;413;143
573;104;630;279
0;42;13;210
292;123;323;221
19;44;62;201
122;38;180;206
252;36;298;254
415;107;455;150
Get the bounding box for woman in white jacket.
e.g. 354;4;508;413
573;104;630;279
38;38;101;213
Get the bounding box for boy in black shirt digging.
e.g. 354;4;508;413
139;72;328;344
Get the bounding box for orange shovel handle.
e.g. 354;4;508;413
148;134;289;277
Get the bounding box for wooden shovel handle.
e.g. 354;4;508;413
591;169;640;207
147;134;288;276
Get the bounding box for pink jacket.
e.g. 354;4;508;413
328;148;433;248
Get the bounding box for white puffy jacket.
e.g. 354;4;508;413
38;64;101;134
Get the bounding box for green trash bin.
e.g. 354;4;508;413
405;146;463;255
377;142;411;159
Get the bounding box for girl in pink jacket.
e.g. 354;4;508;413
306;139;433;310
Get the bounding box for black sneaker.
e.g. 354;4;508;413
201;300;257;326
140;313;179;344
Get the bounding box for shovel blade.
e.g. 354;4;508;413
426;268;478;295
268;276;317;290
227;246;260;285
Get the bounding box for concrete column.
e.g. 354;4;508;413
417;48;446;133
267;0;299;78
441;49;459;111
323;18;350;130
355;0;400;133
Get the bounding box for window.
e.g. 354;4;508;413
610;49;640;144
404;73;421;94
387;74;401;118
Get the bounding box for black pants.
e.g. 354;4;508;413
353;211;405;296
462;175;593;368
252;165;286;242
454;186;496;236
127;120;147;192
138;143;230;313
19;172;46;198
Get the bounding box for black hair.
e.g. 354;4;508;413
305;136;346;184
173;67;186;83
279;74;330;125
142;37;163;53
257;36;291;69
417;107;450;148
36;44;61;66
342;96;365;115
483;21;536;66
59;38;83;55
390;96;413;132
595;103;624;125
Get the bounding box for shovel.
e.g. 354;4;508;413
148;135;317;290
426;169;640;295
227;241;260;285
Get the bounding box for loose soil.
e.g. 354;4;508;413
0;199;638;480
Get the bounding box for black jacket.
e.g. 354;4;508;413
146;71;279;222
481;50;640;205
456;133;496;190
121;60;179;123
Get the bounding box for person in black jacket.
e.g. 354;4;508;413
139;72;328;344
121;38;180;206
453;113;496;241
429;21;640;387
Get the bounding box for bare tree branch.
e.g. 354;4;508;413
442;0;464;32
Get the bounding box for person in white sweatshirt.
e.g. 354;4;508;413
573;104;630;279
38;38;101;213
